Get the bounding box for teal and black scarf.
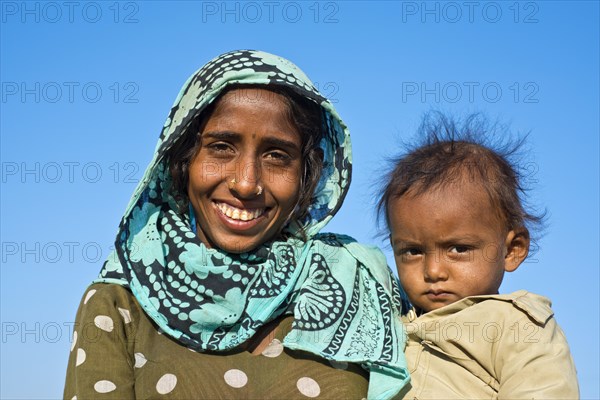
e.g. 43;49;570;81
96;50;409;399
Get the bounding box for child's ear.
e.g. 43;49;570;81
504;228;530;272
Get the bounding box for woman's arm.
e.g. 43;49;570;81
64;283;138;399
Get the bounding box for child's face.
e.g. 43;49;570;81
388;181;527;313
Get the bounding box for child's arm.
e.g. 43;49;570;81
495;296;579;398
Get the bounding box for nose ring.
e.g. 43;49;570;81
228;178;263;196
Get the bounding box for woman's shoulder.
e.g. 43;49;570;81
312;233;389;277
312;233;386;262
73;283;142;326
311;232;402;303
78;282;136;304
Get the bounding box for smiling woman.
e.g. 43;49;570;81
63;50;410;399
179;87;316;252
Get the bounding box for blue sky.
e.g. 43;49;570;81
1;1;598;398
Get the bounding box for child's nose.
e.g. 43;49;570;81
423;252;449;282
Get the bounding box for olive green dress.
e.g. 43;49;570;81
64;284;369;399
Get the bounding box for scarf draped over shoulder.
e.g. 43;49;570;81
95;50;409;400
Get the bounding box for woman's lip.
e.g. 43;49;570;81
213;202;268;231
213;200;267;211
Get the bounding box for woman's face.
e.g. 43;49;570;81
187;88;303;253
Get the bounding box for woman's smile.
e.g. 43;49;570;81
212;201;270;232
214;201;266;222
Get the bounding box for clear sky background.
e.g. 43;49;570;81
1;1;598;398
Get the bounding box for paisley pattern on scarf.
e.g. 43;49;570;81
95;50;408;399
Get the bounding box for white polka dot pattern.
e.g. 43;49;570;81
94;315;114;332
94;380;117;393
297;377;320;397
118;307;132;324
329;360;348;370
70;331;77;352
83;289;96;304
261;338;284;358
75;348;86;366
156;373;177;394
134;352;147;368
224;369;248;388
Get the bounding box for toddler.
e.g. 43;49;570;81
378;114;579;399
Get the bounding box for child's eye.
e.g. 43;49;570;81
405;248;422;256
397;247;423;258
449;245;471;254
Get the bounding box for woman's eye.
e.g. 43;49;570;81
207;142;234;153
265;150;291;162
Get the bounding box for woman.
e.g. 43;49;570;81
64;50;409;399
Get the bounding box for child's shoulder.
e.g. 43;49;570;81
405;291;556;327
463;290;554;326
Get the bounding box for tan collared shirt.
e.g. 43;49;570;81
397;290;579;399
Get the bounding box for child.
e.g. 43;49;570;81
378;114;579;399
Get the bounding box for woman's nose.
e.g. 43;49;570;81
423;252;449;282
229;161;263;199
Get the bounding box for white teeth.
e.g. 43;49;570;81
216;202;265;221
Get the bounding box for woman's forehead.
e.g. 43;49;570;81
217;87;288;109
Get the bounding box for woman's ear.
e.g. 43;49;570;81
504;228;530;272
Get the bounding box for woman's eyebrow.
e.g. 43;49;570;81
201;131;240;140
202;131;300;151
262;136;301;150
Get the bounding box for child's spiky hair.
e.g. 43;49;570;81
377;112;546;250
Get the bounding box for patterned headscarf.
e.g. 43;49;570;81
96;50;409;399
